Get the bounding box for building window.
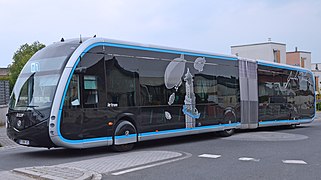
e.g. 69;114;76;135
315;76;319;92
273;49;280;63
301;57;306;68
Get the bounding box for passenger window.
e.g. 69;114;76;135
84;75;98;106
64;74;80;107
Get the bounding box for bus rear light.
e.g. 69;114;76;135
108;122;113;126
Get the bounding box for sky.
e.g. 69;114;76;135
0;0;320;67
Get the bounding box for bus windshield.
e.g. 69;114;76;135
9;42;79;110
10;56;66;110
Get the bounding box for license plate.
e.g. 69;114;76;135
19;139;30;145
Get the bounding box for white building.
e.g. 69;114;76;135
311;63;321;94
231;42;286;64
231;41;316;94
286;47;311;70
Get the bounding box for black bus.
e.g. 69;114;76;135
6;37;315;151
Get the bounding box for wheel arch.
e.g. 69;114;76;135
113;113;139;146
115;113;138;132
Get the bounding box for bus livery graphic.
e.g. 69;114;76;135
164;55;204;128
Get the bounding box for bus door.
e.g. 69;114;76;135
79;52;109;141
61;74;83;140
239;59;258;129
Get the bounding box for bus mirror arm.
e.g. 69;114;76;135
75;67;87;74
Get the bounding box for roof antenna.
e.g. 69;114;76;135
60;38;65;42
79;34;82;43
93;35;96;38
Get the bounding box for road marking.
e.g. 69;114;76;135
223;132;308;142
238;157;260;162
112;153;192;175
282;160;307;165
198;154;222;159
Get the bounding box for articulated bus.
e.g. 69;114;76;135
7;37;315;151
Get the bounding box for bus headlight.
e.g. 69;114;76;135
17;120;22;127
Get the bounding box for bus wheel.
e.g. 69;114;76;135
112;120;136;152
286;124;299;129
218;108;236;137
112;143;135;152
218;129;235;137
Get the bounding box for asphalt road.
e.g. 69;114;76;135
1;114;321;180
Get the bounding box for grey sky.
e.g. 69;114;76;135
0;0;320;67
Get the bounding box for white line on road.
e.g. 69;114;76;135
198;154;222;159
282;160;307;165
238;157;260;162
112;152;192;176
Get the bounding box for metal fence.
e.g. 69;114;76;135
0;80;10;105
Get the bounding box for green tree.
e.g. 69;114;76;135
8;41;45;90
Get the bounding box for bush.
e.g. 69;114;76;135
317;102;321;111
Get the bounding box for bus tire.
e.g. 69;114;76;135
218;129;235;137
218;108;236;137
285;124;299;129
112;120;136;152
112;143;135;152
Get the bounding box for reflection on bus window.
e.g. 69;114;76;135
65;75;80;107
84;75;98;105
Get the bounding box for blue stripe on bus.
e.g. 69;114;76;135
56;136;113;144
259;119;313;125
83;42;238;61
140;123;241;137
56;41;316;144
115;134;137;139
56;41;237;144
257;61;309;72
56;57;81;142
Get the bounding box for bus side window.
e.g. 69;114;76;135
65;74;80;107
84;75;98;106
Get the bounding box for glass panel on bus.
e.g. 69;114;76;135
64;74;80;107
84;75;98;105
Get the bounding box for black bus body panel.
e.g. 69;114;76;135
60;45;241;140
6;40;81;148
7;118;56;148
257;65;315;121
7;38;315;148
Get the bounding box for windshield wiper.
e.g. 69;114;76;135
26;105;44;118
7;105;45;118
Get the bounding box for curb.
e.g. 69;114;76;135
13;166;102;180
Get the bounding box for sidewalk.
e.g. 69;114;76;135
0;125;102;179
0;167;101;180
1;113;319;180
0;149;187;180
0;126;186;180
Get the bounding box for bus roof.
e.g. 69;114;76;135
63;37;238;60
59;37;312;74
